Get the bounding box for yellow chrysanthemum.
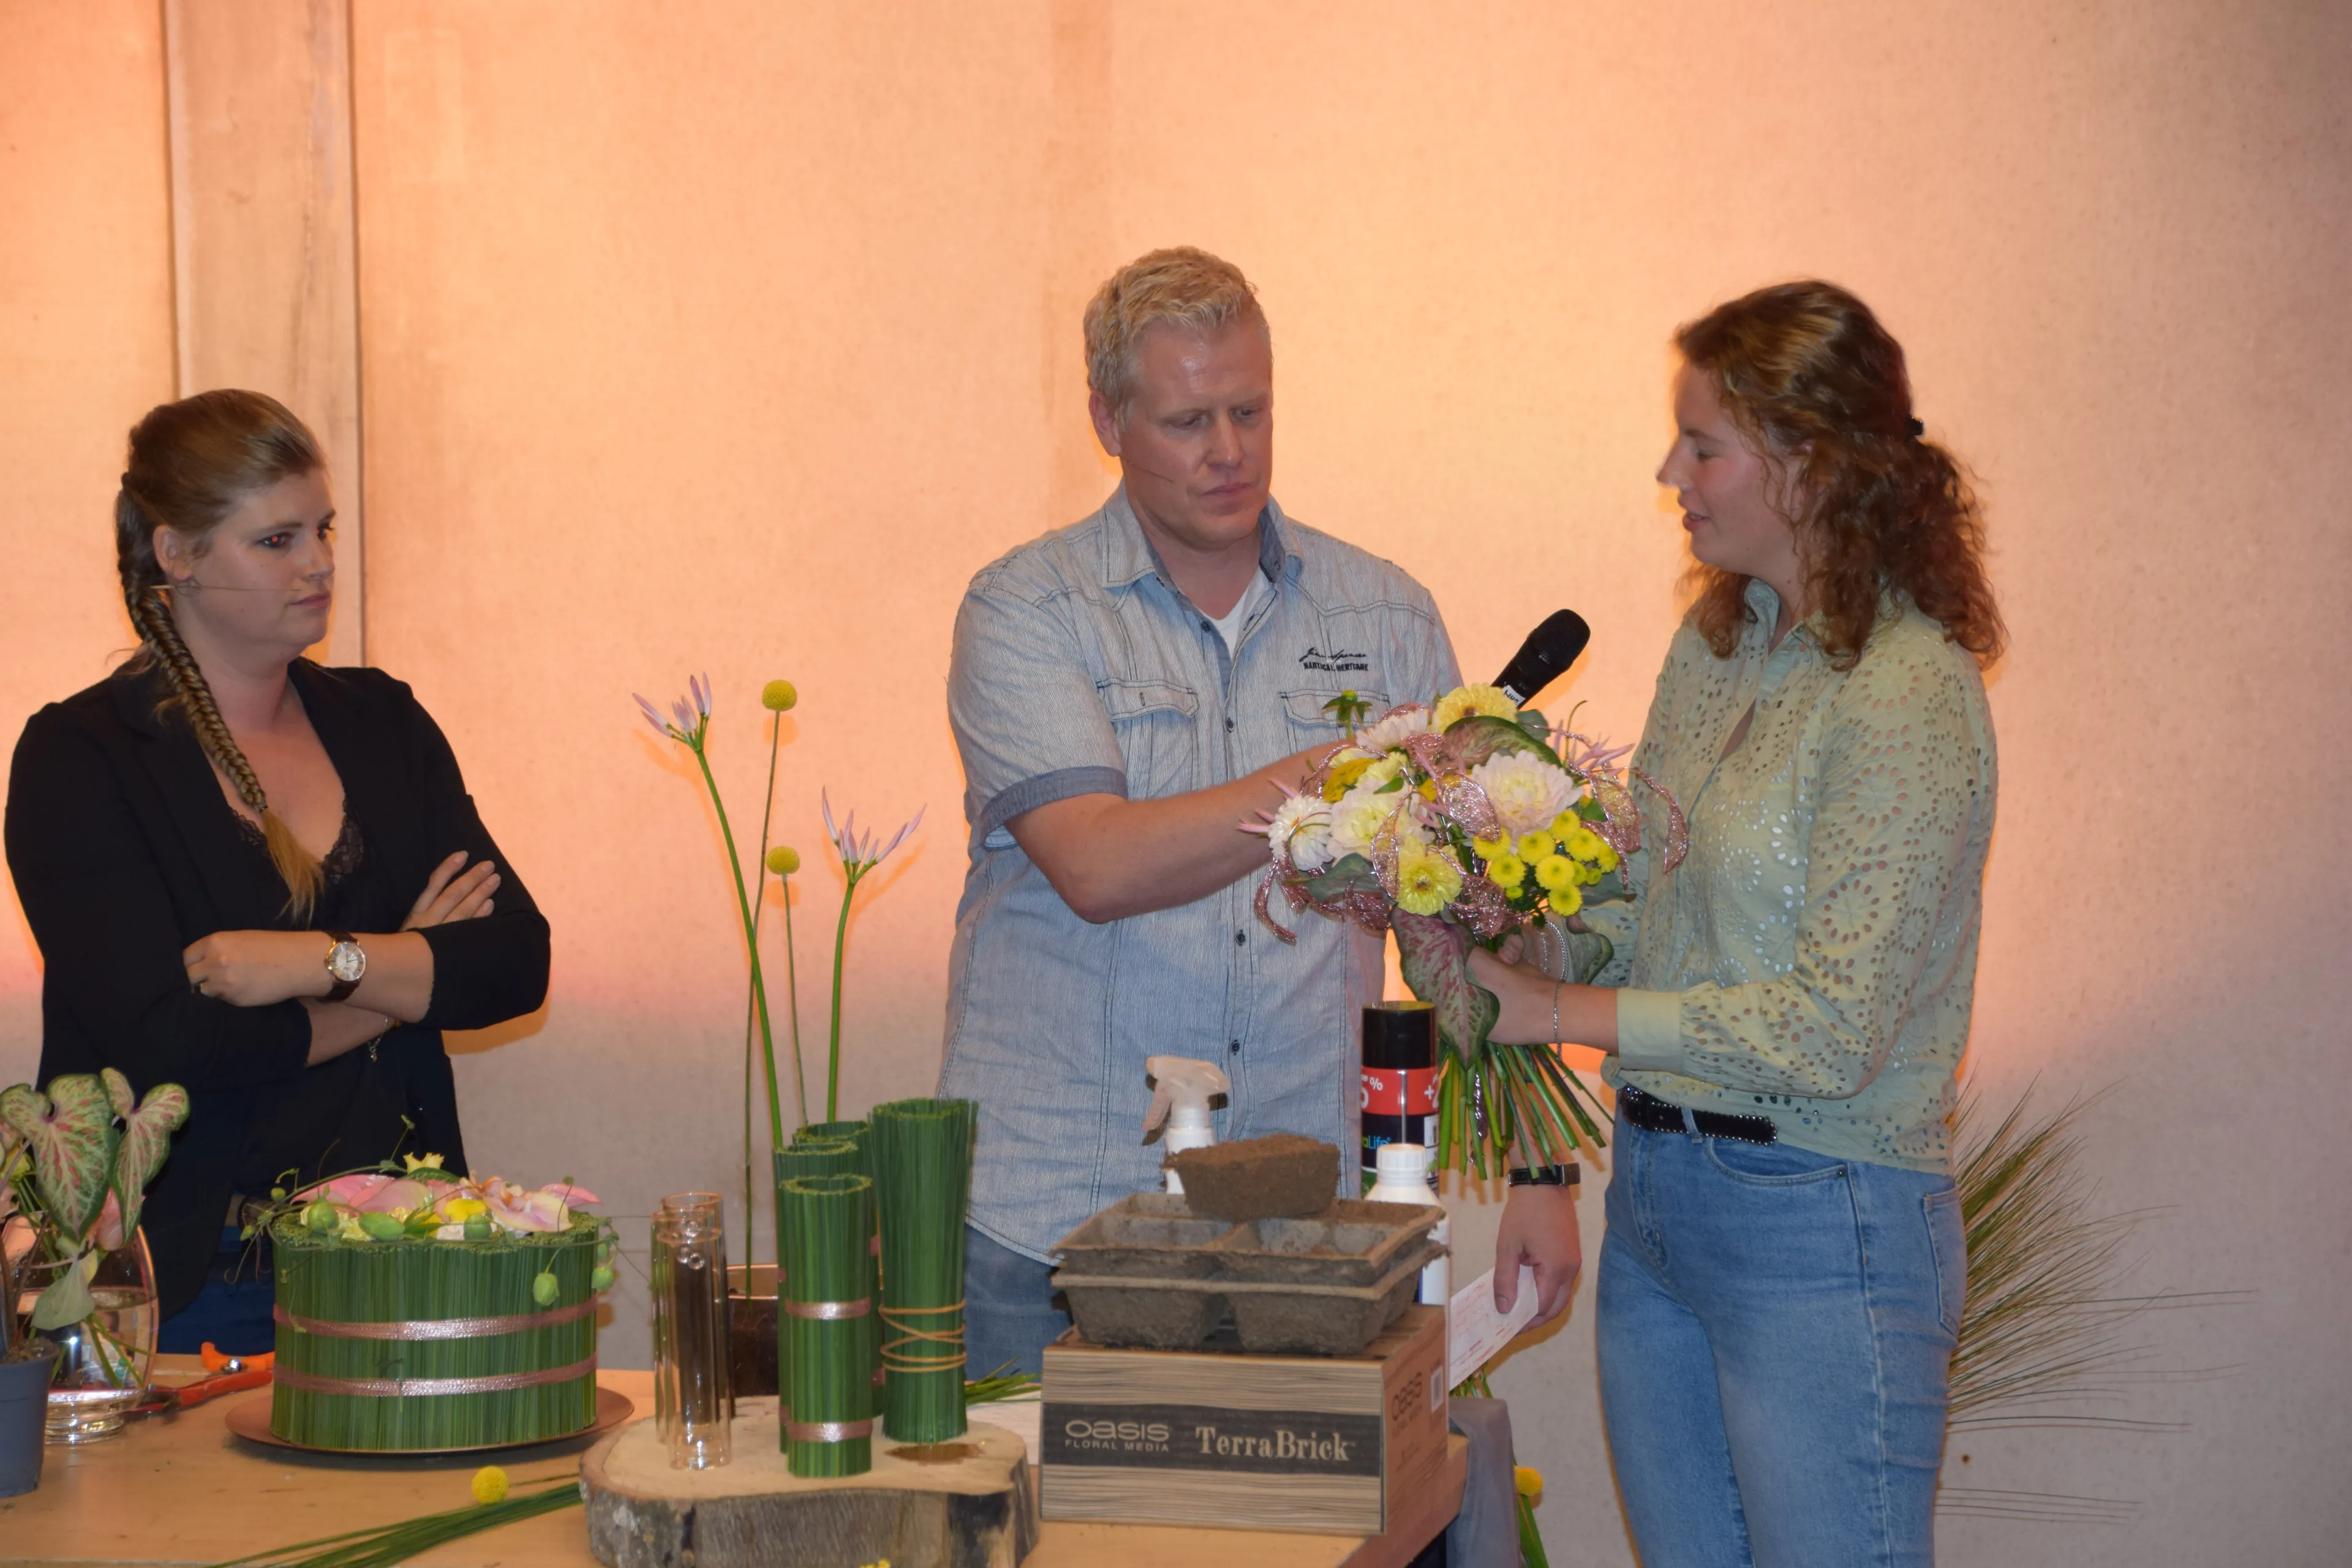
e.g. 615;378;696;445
1322;756;1375;802
1487;853;1528;889
1472;835;1511;861
1514;1464;1544;1500
1562;826;1604;860
1591;840;1619;872
472;1465;511;1505
1549;883;1583;916
1517;832;1556;864
1431;683;1517;730
1395;851;1464;916
1535;854;1578;894
1551;810;1583;838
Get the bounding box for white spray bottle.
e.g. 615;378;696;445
1142;1055;1229;1196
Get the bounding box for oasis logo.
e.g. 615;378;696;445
1063;1417;1172;1445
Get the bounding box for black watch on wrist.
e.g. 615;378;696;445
1509;1163;1580;1189
322;930;367;1004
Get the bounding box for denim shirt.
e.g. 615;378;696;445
1587;579;1998;1172
941;488;1460;1261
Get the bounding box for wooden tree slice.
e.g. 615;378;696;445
583;1396;1036;1568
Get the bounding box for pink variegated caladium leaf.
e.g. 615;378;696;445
1392;910;1500;1063
102;1068;190;1240
0;1074;118;1243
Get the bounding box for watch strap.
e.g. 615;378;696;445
1508;1163;1580;1189
323;930;362;1004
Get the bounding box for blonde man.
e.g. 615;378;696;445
941;248;1460;1371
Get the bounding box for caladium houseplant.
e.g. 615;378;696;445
1;1070;189;1342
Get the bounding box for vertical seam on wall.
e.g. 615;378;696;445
340;0;366;666
158;0;187;398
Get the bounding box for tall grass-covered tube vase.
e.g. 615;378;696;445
772;1136;864;1427
780;1174;875;1477
871;1097;976;1443
794;1121;880;1406
651;1194;731;1469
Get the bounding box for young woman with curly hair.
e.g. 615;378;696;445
1477;281;2001;1566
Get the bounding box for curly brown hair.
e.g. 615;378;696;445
1676;281;2003;670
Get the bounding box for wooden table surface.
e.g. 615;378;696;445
0;1356;1464;1568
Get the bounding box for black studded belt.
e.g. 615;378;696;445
1619;1083;1778;1145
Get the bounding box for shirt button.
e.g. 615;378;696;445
1224;717;1235;732
1229;1039;1242;1055
1234;930;1246;946
1199;619;1213;634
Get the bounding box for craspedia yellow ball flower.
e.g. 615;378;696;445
1487;853;1528;890
1514;1464;1543;1500
766;845;801;876
1395;851;1464;916
472;1465;510;1504
1517;832;1556;864
761;679;798;712
1535;854;1578;894
1432;683;1517;731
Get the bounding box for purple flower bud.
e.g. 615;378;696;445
633;694;670;737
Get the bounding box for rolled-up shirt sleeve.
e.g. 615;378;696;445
948;579;1127;845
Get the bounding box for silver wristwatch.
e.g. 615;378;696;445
323;930;367;1003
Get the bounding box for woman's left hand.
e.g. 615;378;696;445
183;930;336;1007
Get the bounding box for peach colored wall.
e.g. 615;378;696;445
6;3;2348;1560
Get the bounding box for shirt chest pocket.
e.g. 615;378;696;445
1100;680;1199;800
1280;687;1392;743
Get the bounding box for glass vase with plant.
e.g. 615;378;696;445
1;1069;189;1443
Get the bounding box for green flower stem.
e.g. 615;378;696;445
688;741;785;1158
780;876;807;1131
826;868;867;1122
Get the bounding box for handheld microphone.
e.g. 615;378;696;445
1494;609;1591;705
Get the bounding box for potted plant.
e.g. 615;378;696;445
0;1239;63;1496
1;1068;190;1445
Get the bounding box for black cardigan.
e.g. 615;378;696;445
4;660;550;1316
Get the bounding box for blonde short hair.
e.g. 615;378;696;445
1083;247;1268;423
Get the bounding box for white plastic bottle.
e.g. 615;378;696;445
1142;1055;1230;1196
1365;1142;1449;1307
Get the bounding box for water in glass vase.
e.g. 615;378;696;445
27;1238;160;1446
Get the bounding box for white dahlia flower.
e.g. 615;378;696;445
1470;750;1585;837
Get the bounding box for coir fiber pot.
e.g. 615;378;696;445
0;1341;63;1498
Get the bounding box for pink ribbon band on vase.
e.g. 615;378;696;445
272;1355;598;1398
273;1297;598;1340
785;1417;875;1444
782;1297;872;1321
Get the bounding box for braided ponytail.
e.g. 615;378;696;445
116;391;328;922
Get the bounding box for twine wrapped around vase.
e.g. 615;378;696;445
780;1173;875;1477
871;1098;976;1443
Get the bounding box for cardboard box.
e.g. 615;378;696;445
1039;1304;1449;1535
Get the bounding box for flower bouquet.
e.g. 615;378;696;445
1251;685;1684;1175
253;1155;614;1451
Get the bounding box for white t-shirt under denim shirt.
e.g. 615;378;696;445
943;488;1460;1262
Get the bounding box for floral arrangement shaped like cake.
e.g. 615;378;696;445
264;1156;613;1451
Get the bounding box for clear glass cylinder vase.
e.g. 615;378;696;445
651;1193;731;1469
13;1229;159;1446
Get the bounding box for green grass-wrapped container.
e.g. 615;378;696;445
270;1213;600;1451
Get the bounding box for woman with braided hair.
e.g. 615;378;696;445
4;390;549;1347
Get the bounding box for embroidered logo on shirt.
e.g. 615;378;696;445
1299;646;1370;673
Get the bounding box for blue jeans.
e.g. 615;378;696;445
963;1224;1071;1378
1597;1114;1964;1567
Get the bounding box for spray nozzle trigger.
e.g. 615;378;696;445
1143;1055;1230;1140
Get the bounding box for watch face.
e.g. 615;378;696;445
328;942;367;983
